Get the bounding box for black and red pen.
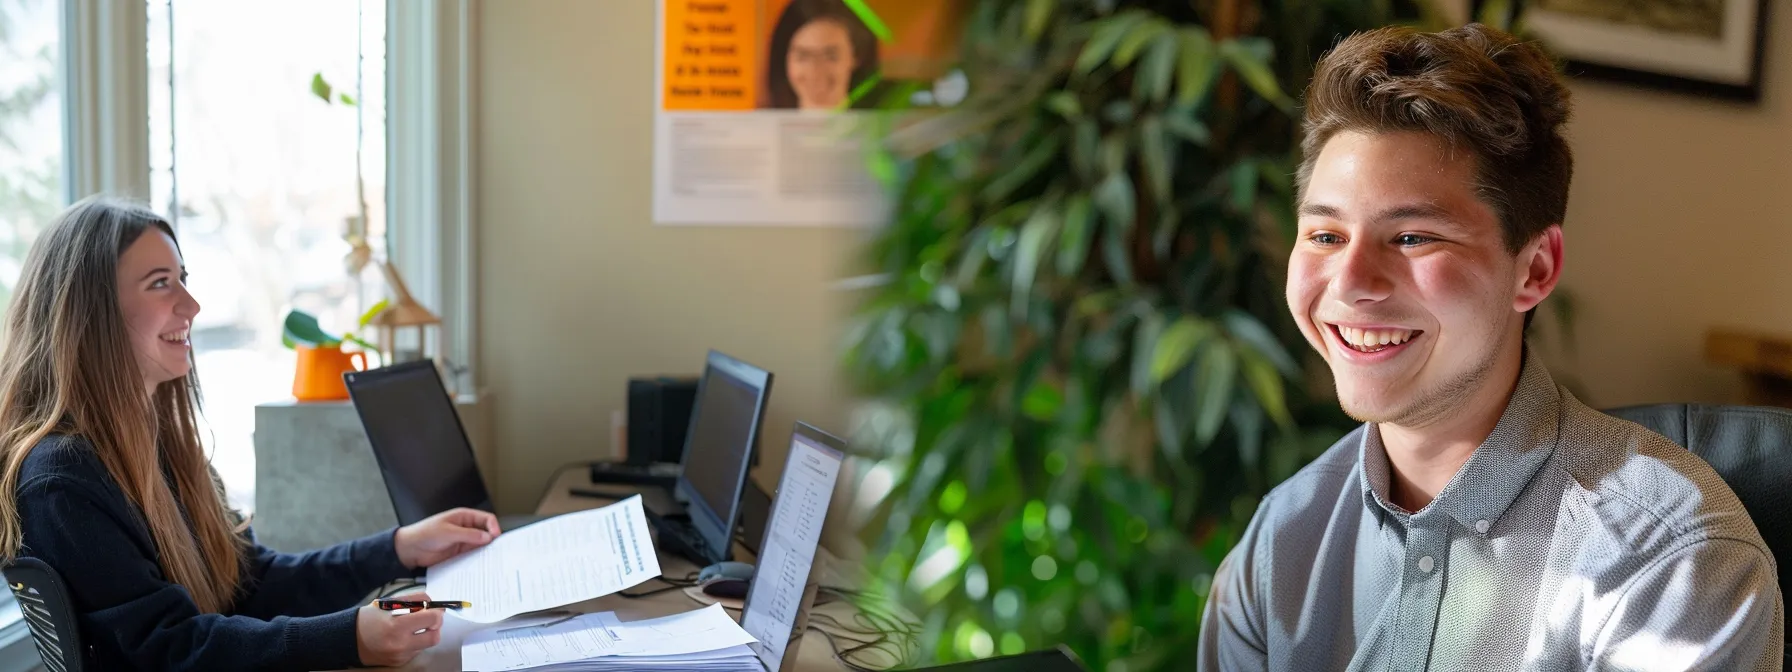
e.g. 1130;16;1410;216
371;598;471;611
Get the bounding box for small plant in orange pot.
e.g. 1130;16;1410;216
281;302;384;402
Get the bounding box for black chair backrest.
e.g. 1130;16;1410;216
1605;403;1792;667
4;557;83;672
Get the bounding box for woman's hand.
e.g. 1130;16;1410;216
394;508;501;569
355;593;444;667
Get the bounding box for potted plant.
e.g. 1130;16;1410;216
281;302;383;401
843;0;1453;668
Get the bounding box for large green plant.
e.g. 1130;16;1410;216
843;1;1443;669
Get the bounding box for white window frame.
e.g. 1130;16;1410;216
388;0;480;397
62;0;150;202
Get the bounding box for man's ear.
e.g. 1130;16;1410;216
1514;225;1564;314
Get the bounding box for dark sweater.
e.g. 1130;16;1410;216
15;435;413;671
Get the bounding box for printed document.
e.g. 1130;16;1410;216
426;495;661;623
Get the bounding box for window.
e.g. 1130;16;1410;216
0;0;60;661
149;0;388;513
0;0;63;306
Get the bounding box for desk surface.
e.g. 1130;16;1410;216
372;464;855;672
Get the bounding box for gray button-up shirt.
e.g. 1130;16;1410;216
1198;354;1784;671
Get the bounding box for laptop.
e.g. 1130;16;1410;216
343;360;547;531
737;422;845;672
913;648;1089;671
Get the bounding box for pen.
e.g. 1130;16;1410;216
372;599;471;611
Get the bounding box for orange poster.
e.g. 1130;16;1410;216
655;0;967;225
662;0;759;111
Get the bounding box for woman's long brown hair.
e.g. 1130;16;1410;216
0;196;246;613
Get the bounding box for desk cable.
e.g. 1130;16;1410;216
617;571;700;599
804;586;918;672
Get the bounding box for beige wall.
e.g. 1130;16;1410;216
1540;4;1792;410
477;0;865;513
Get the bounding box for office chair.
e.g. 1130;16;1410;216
1605;403;1792;667
4;557;83;672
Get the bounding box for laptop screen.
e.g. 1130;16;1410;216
739;423;844;672
345;360;493;525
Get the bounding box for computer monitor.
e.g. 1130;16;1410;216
344;360;494;526
739;422;845;672
673;350;773;565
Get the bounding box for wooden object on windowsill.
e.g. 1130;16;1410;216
1705;328;1792;408
367;260;449;390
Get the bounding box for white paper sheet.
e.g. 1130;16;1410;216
462;604;758;672
426;495;661;623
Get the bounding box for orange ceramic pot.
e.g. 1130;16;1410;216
293;344;367;401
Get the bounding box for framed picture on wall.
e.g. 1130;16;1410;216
1516;0;1771;101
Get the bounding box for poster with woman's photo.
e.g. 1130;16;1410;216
653;0;965;226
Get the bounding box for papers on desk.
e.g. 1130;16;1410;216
461;603;762;672
427;495;662;623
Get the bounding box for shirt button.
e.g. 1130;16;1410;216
1418;555;1434;573
1476;520;1490;534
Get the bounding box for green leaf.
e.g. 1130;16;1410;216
1156;368;1190;459
310;73;333;103
1021;379;1063;420
1241;349;1292;427
1230;158;1258;214
1138;116;1171;208
1011;206;1060;318
1101;217;1134;286
1192;341;1238;447
1221;310;1297;377
839;0;893;41
1044;91;1082;119
358;298;391;329
982;133;1062;205
1023;0;1054;43
1093;172;1135;234
344;334;378;351
1150;317;1212;384
283;310;341;349
1056;196;1094;277
1137;31;1178;103
1130;312;1165;398
1219;38;1293;111
339;93;357;106
1164;109;1211;146
1257;160;1293;196
1112;19;1168;69
1175;29;1218;106
1228;399;1264;468
1075;11;1148;75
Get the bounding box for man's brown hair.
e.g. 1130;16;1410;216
1296;23;1573;255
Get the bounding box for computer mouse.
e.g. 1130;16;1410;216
697;561;755;599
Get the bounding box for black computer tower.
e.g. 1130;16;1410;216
626;376;699;465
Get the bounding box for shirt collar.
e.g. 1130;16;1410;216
1358;349;1563;530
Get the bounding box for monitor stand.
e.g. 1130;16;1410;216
644;509;722;567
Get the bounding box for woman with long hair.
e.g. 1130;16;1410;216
0;196;500;669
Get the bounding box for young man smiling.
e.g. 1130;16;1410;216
1197;23;1784;671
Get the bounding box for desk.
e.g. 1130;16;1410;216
377;465;857;672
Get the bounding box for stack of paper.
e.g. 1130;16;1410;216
428;496;662;623
462;603;763;672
